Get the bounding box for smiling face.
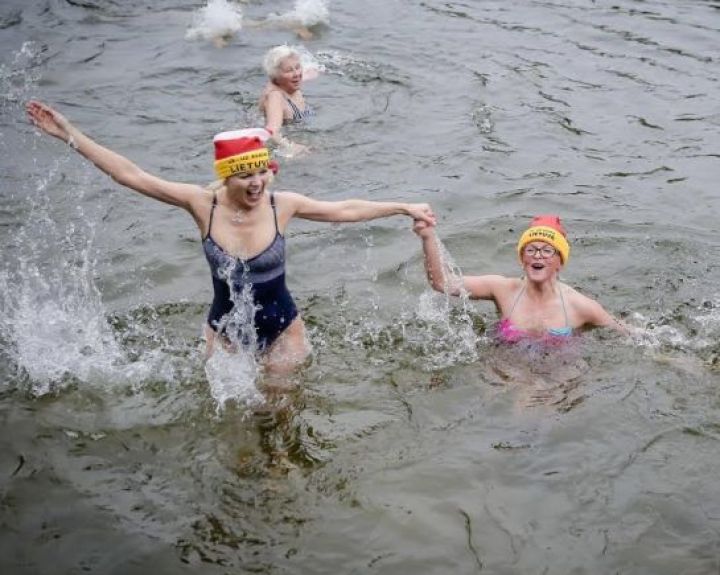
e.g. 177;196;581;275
272;55;303;93
520;241;563;282
225;169;271;209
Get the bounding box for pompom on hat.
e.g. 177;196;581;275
517;215;570;264
213;128;278;179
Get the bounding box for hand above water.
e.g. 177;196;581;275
413;217;436;238
26;100;74;143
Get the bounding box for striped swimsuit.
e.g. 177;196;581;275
283;94;315;124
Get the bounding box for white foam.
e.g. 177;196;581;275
411;235;480;368
294;45;325;78
313;50;375;78
185;0;244;42
628;308;718;351
204;346;264;411
268;0;330;27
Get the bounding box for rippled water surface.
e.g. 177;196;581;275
1;1;719;573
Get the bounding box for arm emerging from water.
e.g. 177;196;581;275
413;219;510;300
572;289;630;335
26;101;203;211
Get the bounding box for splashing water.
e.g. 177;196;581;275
0;43;175;395
692;297;720;335
314;50;372;77
0;42;42;108
293;44;326;78
214;260;260;351
629;297;720;353
203;260;265;409
185;0;244;42
268;0;330;28
204;346;263;411
328;233;481;370
0;169;161;395
312;50;398;84
409;235;481;368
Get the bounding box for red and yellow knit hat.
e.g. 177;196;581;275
517;215;570;264
213;128;277;179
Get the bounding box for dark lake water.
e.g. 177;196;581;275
1;0;719;573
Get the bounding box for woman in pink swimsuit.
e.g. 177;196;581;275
413;215;627;343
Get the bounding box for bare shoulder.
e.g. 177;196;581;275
271;190;304;222
191;184;215;203
186;185;216;214
562;283;621;329
463;274;516;301
264;89;286;104
562;284;601;311
260;84;279;99
272;190;303;206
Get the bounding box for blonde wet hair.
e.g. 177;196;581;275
263;45;301;79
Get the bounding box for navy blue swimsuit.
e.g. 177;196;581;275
203;193;298;352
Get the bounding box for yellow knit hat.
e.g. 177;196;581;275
516;215;570;264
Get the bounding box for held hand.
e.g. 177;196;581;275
276;139;310;159
288;141;310;157
413;219;436;238
26;100;73;142
407;203;436;226
302;65;320;81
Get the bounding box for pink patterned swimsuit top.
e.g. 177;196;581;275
495;284;573;344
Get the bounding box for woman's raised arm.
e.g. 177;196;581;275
26;101;202;210
413;220;511;301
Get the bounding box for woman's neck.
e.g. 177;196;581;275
272;80;297;96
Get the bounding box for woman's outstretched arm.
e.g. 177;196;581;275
279;190;436;225
26;101;203;210
573;291;630;334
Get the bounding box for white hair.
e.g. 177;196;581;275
263;45;301;79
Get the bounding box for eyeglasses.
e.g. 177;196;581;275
523;245;557;258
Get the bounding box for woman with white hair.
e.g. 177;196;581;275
259;45;316;155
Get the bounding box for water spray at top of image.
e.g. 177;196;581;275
186;0;330;46
185;0;244;44
267;0;330;28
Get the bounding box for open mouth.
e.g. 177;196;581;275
530;262;545;270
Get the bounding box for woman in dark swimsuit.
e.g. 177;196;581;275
413;215;627;342
258;45;316;156
27;101;436;373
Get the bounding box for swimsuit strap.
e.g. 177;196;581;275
558;284;570;329
283;94;305;121
204;193;218;240
506;283;526;320
270;193;279;234
507;281;571;330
